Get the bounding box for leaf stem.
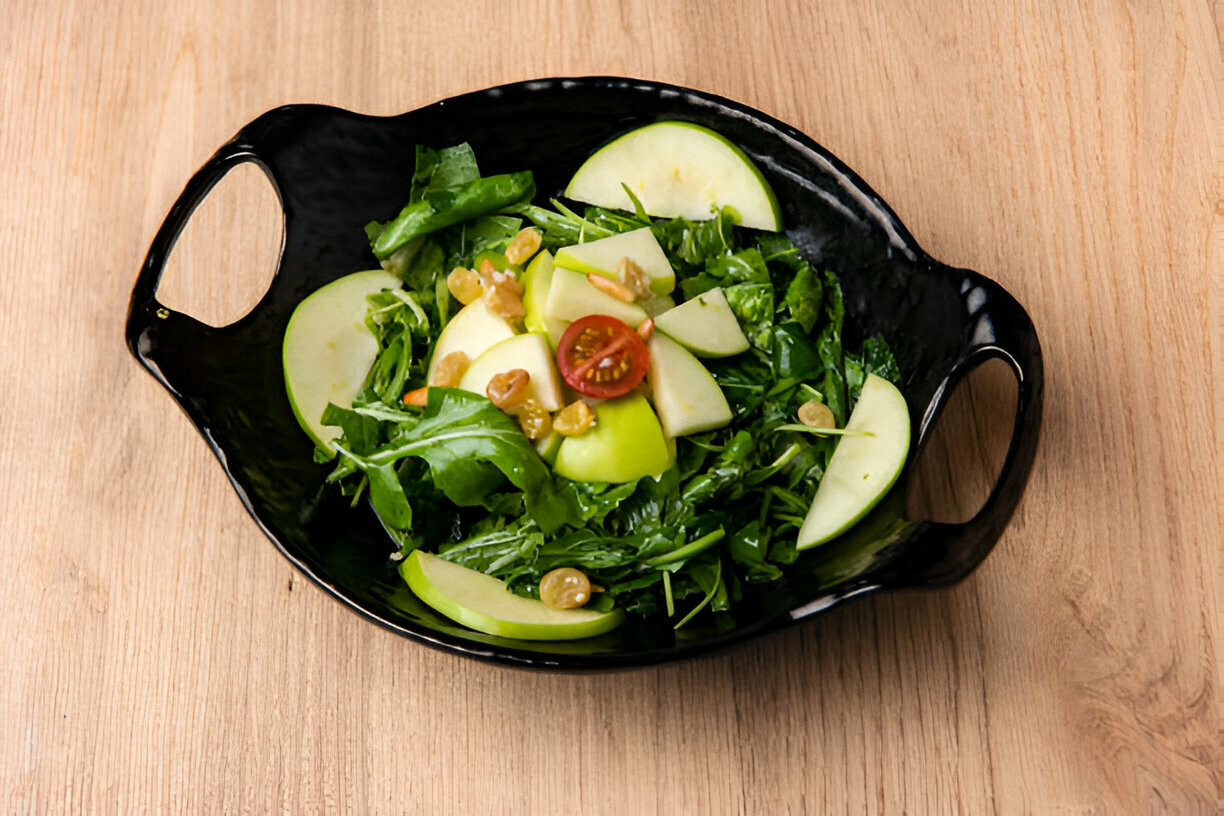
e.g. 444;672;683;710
674;559;722;630
770;423;874;438
645;528;726;567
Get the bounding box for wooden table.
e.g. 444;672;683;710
5;2;1221;812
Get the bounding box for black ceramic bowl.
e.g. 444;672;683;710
127;77;1042;669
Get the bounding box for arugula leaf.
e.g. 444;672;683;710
581;205;651;236
614;466;683;531
359;287;431;404
366;462;413;531
783;265;822;333
412;143;481;199
651;206;738;270
706;248;770;284
438;518;544;575
727;521;783;581
679;432;756;506
563;478;641;524
771;321;824;380
844;336;900;409
442;215;523;269
861;336;900;380
333;389;580;538
813;269;848;425
371;171;535;259
320;402;384;457
724;283;775;352
532;529;672;576
674;555;724;628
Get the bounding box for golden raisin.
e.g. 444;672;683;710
798;400;836;429
615;256;651;300
429;351;469;387
516;398;552;440
447;266;483;305
485;283;526;319
479;260;526;318
486;369;531;410
504;228;543;266
586;272;636;302
539;567;592;609
553;400;596;436
479;259;524;296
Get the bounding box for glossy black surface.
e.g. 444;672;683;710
127;77;1042;669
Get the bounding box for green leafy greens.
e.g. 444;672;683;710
320;142;900;629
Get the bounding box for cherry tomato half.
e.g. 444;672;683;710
556;314;650;399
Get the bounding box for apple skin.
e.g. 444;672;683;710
522;250;569;347
458;333;564;411
283;269;401;451
796;374;911;549
553;393;674;483
523;250;553;333
553;227;676;295
653;288;750;358
647;332;733;438
564;121;783;231
427;297;516;383
535;431;563;464
401;551;625;641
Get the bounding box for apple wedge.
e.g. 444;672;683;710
283;269;401;450
544;266;648;328
796;374;911;549
553;393;674;483
653;288;749;357
427;296;517;383
554;228;676;295
647;333;733;438
401;550;625;641
522;250;569;348
565;121;782;231
535;430;563;465
458;333;564;411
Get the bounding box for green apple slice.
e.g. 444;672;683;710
647;333;733;438
522;250;569;347
535;430;563;465
553;393;674;483
796;374;911;549
427;297;517;383
283;269;401;450
457;333;564;411
401;550;625;641
565;121;783;231
544;266;648;328
554;228;676;295
653;288;749;357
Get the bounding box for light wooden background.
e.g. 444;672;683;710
4;1;1221;812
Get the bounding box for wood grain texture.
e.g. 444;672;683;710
3;0;1221;812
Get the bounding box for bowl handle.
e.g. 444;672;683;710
890;271;1044;587
125;136;271;357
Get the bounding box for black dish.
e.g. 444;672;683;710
127;77;1042;669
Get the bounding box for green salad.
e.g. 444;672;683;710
282;122;910;640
